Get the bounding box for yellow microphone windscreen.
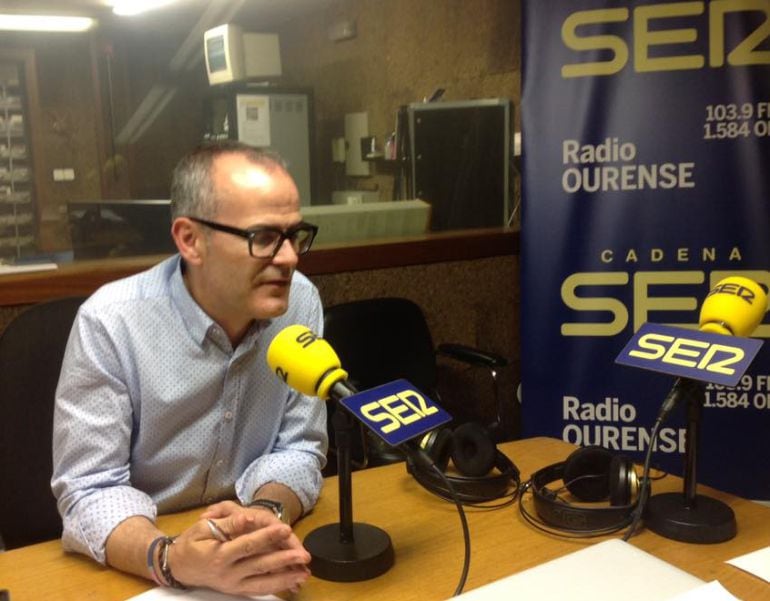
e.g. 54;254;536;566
266;324;348;399
699;277;768;337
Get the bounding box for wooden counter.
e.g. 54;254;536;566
2;438;769;601
0;228;518;307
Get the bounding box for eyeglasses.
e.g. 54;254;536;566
189;217;318;259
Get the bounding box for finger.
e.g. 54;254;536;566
224;509;284;539
276;530;307;553
236;565;310;598
226;524;303;563
200;500;240;519
198;509;283;547
205;518;231;542
243;508;283;529
236;547;312;578
198;512;257;544
207;505;283;530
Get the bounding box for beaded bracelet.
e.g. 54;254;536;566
159;536;187;590
146;536;166;586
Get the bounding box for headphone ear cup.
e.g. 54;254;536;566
450;422;496;478
608;454;635;506
420;428;453;472
562;446;613;502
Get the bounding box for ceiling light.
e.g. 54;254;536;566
0;14;96;32
110;1;178;17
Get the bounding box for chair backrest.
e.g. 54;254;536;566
323;297;437;395
0;296;85;549
322;297;439;470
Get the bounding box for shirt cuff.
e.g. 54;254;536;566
235;450;323;517
61;485;157;565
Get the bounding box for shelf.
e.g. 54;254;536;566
0;55;36;259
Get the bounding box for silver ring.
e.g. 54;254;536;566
206;518;230;542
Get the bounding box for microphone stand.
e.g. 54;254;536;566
644;378;737;543
302;400;394;581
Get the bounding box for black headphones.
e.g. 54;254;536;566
526;446;640;534
407;422;520;504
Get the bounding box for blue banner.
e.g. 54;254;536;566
521;0;770;498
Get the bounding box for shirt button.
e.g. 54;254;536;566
224;411;233;421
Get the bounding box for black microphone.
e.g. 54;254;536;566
266;324;393;582
266;324;471;596
643;277;767;544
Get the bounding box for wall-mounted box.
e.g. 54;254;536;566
407;98;512;231
344;112;371;177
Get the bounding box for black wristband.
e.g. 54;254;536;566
248;498;288;523
159;536;186;590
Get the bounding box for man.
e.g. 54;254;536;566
51;141;328;597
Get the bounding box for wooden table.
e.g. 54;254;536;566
1;437;768;600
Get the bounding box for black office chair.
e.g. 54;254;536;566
0;296;86;550
322;297;510;471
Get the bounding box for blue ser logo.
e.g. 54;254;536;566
340;379;452;447
616;323;763;387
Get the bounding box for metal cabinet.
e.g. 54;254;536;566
203;85;316;206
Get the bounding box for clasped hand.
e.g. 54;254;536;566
168;500;311;596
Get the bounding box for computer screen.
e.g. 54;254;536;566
67;199;175;259
206;35;228;73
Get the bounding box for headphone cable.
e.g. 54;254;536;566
405;448;471;597
426;462;471;597
517;480;632;538
410;463;521;506
623;417;663;541
461;493;519;510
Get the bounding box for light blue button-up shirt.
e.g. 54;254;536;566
51;256;327;563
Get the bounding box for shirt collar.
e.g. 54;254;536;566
169;257;215;347
168;256;272;350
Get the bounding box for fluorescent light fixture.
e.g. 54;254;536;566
0;14;96;32
110;1;178;17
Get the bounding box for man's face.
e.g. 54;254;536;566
196;153;303;326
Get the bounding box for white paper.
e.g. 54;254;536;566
449;539;704;600
236;95;271;147
727;545;770;583
125;586;282;601
668;581;741;600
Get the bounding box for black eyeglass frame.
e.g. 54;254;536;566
188;216;319;259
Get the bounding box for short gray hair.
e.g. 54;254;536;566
169;141;288;221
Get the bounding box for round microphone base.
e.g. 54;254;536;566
304;522;394;582
644;492;736;544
